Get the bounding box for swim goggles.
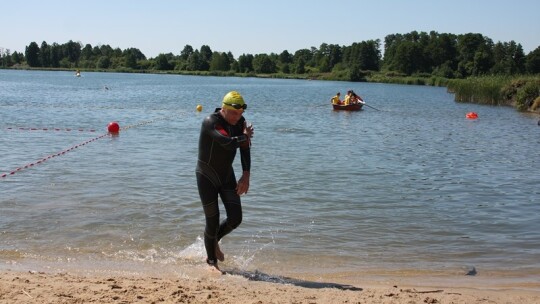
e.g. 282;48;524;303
223;103;247;110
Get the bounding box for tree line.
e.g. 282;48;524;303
1;30;539;80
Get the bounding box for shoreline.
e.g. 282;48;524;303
3;256;540;289
3;68;540;115
2;267;540;304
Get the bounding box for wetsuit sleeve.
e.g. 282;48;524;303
240;143;251;172
202;116;247;151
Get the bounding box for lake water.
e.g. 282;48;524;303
1;70;539;288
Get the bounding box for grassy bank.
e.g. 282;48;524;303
446;76;540;111
356;72;539;113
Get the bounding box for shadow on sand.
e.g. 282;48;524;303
224;269;362;291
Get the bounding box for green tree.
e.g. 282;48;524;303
96;56;111;69
393;41;423;75
295;57;306;74
491;41;526;75
293;49;313;68
343;40;381;71
382;33;403;70
314;43;342;72
279;50;293;64
363;40;382;70
230;60;239;72
349;64;365;81
227;51;235;64
123;48;146;69
50;43;61;68
12;51;23;65
319;57;331;72
113;47;123;57
237;54;254;73
92;45;102;57
81;44;94;60
199;45;212;71
187;50;203;71
59;58;71;68
40;41;51;67
472;47;494;76
25;41;40;67
384;31;461;75
425;32;457;73
383;32;429;72
508;41;526;74
525;46;540;74
209;52;231;71
99;45;114;57
124;52;138;69
313;44;326;68
155;53;173;70
0;48;12;67
456;33;493;77
180;44;194;60
252;54;276;73
327;44;343;69
432;61;455;78
281;63;290;73
63;40;81;64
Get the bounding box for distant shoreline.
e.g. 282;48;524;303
2;67;539;115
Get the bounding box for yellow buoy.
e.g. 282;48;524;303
196;105;203;112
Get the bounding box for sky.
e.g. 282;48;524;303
1;0;539;58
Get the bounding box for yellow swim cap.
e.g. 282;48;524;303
222;91;247;110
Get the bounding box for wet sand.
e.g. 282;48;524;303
1;268;539;304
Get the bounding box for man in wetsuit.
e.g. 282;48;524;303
196;91;253;272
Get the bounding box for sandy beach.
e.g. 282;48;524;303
2;268;540;304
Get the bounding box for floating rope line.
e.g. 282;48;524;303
119;114;181;131
6;127;98;132
1;112;188;179
1;133;109;178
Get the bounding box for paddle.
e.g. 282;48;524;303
362;102;380;111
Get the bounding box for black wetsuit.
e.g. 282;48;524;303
195;108;251;264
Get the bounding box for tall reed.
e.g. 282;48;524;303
447;76;510;105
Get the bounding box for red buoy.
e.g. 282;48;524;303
108;121;120;133
466;112;478;119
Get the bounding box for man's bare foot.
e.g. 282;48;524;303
206;261;223;274
215;243;225;262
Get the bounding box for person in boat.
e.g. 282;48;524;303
196;91;254;273
331;92;342;105
350;91;365;105
343;90;353;105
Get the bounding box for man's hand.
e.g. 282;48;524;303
237;171;250;195
244;121;254;139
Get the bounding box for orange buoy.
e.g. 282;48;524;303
108;121;120;133
466;112;478;119
196;104;203;112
